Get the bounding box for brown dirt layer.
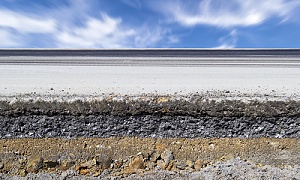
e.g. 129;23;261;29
0;138;299;177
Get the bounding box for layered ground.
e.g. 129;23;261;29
0;94;299;179
0;49;299;179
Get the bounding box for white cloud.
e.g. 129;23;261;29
0;1;178;48
56;14;136;48
0;9;56;33
134;28;165;47
160;0;300;27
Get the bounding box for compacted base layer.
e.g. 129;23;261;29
0;138;299;179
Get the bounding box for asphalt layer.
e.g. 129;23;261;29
0;115;299;138
1;95;299;138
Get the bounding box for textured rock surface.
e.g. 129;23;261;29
0;138;300;174
1;115;299;138
1;95;300;117
0;158;299;180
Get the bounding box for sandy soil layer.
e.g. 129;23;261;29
0;138;299;179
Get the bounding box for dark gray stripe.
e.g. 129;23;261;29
1;115;299;138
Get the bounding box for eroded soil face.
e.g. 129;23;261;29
0;138;299;177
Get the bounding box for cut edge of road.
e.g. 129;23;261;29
0;49;299;179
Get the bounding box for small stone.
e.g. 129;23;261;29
81;159;96;169
166;160;175;171
186;160;194;168
19;169;27;177
61;170;77;180
113;160;123;169
194;159;203;171
129;155;145;169
161;149;174;165
61;160;76;168
0;162;3;169
175;161;187;170
150;152;161;162
94;154;112;169
44;160;59;168
79;169;89;175
146;161;156;170
157;160;167;170
26;156;44;173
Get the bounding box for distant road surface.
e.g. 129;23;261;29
1;48;300;67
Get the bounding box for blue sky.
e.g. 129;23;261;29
0;0;300;48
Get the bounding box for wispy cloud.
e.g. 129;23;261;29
0;0;179;48
0;9;56;33
0;0;177;48
0;29;21;47
121;0;142;9
56;14;135;48
159;0;300;27
215;29;237;48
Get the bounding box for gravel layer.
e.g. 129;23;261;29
1;97;300;117
1;115;299;138
1;158;299;180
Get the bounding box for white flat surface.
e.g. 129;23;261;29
1;65;300;97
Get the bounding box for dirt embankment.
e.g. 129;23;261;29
0;138;299;178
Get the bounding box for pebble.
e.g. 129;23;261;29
129;155;145;169
161;149;174;165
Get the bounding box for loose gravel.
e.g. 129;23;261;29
1;115;299;138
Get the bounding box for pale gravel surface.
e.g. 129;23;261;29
1;158;299;180
1;65;300;97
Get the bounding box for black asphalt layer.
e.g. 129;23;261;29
1;98;300;138
1;115;299;138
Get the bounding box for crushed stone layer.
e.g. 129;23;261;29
1;115;300;138
0;138;299;178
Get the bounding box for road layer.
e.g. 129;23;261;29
1;49;300;67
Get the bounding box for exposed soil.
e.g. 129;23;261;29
0;137;299;178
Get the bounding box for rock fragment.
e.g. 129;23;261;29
129;155;145;169
26;156;44;173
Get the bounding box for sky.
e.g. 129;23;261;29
0;0;300;48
